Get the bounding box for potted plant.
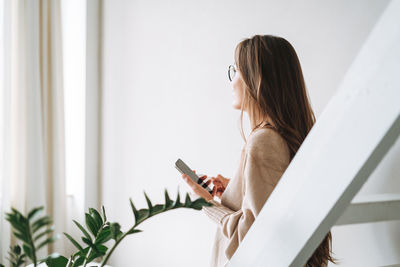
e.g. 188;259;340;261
0;189;212;267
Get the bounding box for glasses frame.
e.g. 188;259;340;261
228;64;237;82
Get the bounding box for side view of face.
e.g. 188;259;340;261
231;67;246;111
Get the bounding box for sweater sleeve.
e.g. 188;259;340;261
202;132;290;259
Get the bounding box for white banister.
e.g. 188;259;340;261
335;193;400;226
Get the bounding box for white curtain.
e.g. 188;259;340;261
0;0;68;260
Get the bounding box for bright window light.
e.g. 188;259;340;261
61;0;86;207
0;0;4;204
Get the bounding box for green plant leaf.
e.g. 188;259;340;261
164;189;173;210
101;205;107;222
136;209;149;225
173;190;182;208
65;255;74;267
5;206;62;266
32;216;52;233
13;231;30;244
63;233;83;251
86;244;108;263
71;256;84;267
88;242;100;255
45;254;68;267
93;244;107;257
73;220;92;242
6;245;25;267
85;213;99;237
143;191;153;215
27;207;44;221
190;198;213;210
73;247;89;258
110;222;122;241
5;212;26;234
37;235;58;250
81;237;93;247
184;192;192;207
89;208;103;232
95;226;112;244
129;198;139;224
10;208;24;218
22;244;33;261
126;228;142;235
12;245;21;255
152;204;164;216
34;226;54;241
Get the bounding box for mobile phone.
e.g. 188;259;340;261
175;158;214;195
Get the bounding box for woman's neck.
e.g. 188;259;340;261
250;112;274;130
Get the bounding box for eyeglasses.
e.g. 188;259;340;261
228;64;237;82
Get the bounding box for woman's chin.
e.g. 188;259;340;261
232;102;241;110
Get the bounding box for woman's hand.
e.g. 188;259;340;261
210;174;230;199
181;170;214;202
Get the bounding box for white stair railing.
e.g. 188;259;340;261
335;193;400;226
228;0;400;266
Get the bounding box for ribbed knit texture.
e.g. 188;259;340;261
202;126;291;267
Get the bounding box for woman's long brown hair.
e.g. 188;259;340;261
235;34;338;266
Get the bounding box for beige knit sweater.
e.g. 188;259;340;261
202;126;291;267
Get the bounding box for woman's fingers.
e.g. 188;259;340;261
212;185;217;197
212;179;223;188
189;174;226;200
184;172;210;187
180;173;214;201
214;175;230;188
199;175;210;185
183;171;225;197
216;188;223;198
182;173;206;189
213;180;221;185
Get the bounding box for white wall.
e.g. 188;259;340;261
101;0;398;266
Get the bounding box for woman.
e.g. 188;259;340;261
181;34;337;267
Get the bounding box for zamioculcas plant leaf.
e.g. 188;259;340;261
97;188;213;266
1;188;212;267
40;253;69;267
5;245;25;267
5;206;59;266
63;205;113;267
